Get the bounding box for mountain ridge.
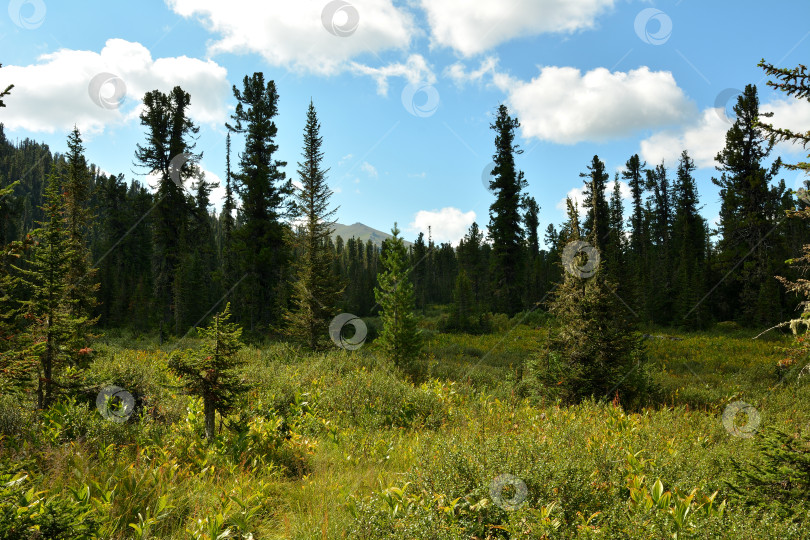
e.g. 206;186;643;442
330;222;413;247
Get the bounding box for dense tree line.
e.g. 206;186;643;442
1;70;808;354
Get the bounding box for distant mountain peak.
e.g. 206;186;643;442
331;222;412;247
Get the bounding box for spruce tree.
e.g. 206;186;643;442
762;60;810;336
605;177;628;293
539;197;651;406
449;268;475;332
622;154;648;315
175;170;218;330
411;232;428;312
13;170;92;407
580;155;610;253
645;161;674;324
134;86;200;335
220;132;237;306
227;73;291;330
284;101;343;349
62;127;98;359
487;104;527;315
457;222;489;312
671;150;708;327
375;223;421;377
168;303;247;440
0;183;34;394
712;84;783;325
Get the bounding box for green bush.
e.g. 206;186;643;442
0;471;98;539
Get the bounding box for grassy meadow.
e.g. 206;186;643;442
1;314;808;539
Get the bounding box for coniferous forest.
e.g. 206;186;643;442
1;38;810;539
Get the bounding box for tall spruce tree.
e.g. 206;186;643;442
411;232;429;312
227;73;291;330
284;101;343;349
645;161;674;324
62;127;98;357
538;193;651;407
581;155;610;254
375;223;421;377
175;170;219;331
220;132;237;307
606;176;627;289
622;154;648;314
672;150;708;327
14;169;94;407
134;86;200;336
761;60;810;336
487;104;527;315
712;84;784;325
523;195;541;309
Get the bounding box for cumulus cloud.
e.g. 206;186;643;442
639;108;727;168
492;65;695;144
556;180;631;211
420;0;615;56
0;39;229;134
168;0;421;92
408;207;476;245
640;97;810;169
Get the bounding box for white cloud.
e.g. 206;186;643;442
338;153;353;166
493;65;695;144
444;56;499;87
204;169;225;210
639;108;726;169
360;161;378;178
142;166;225;210
0;39;229;134
408;207;476;245
640;97;810;169
349;54;435;95
556;180;630;212
168;0;417;89
420;0;615;56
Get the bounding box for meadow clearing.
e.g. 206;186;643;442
1;315;807;539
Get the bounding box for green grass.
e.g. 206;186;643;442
0;321;808;538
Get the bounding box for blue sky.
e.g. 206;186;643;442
1;0;809;246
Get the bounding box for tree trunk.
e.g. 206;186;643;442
204;395;216;441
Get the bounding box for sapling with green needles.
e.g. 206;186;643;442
169;303;249;440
